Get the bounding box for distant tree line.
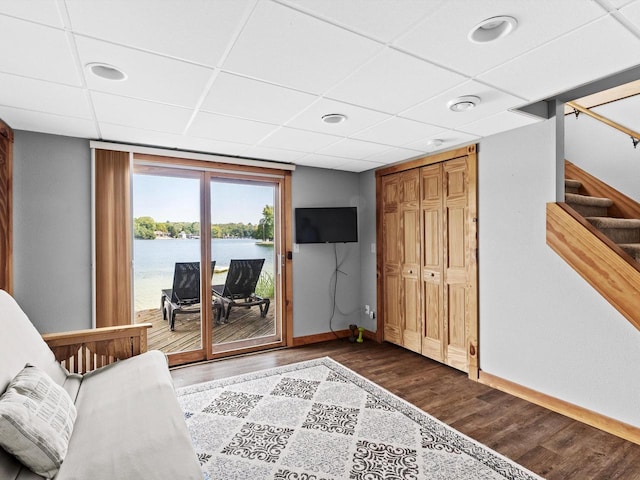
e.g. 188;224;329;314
134;205;274;241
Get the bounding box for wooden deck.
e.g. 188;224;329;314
135;305;275;353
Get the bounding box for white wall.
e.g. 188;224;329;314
13;131;92;333
565;111;640;200
479;119;640;427
291;166;362;337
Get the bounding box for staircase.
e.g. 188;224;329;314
565;179;640;263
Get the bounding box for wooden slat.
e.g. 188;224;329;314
546;202;640;330
43;323;151;374
0;119;13;294
565;160;640;220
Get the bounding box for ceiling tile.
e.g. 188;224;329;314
405;130;479;152
459;111;541;137
477;16;640;101
243;145;307;163
260;126;342;152
334;158;384;172
0;72;91;118
66;0;253;66
401;80;526;128
188;111;278;144
286;98;391;136
353;117;444;146
317;138;390;159
620;1;640;29
280;0;446;42
99;122;251;157
0;106;97;138
75;36;213;108
0;0;63;27
327;48;467;113
394;0;606;77
296;153;350;169
222;1;382;93
0;15;80;85
612;0;638;8
363;146;423;164
91;92;192;134
201;72;317;124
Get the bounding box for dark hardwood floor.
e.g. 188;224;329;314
171;339;640;479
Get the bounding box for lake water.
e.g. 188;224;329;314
134;238;274;311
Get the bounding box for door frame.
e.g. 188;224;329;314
93;145;293;367
375;144;478;380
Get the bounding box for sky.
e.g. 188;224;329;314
133;174;274;224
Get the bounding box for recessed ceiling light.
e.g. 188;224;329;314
86;62;127;81
468;16;517;43
447;96;481;112
321;113;347;124
427;139;443;147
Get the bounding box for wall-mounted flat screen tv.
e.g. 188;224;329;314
295;207;358;244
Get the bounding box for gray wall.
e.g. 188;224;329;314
565;111;640;200
477;119;640;427
13;131;92;333
13;126;640;428
291;166;362;337
357;168;377;331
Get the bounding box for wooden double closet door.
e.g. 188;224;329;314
377;145;478;378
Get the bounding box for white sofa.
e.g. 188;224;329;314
0;290;203;480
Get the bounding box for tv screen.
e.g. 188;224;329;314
295;207;358;244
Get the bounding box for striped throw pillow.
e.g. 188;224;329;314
0;364;77;478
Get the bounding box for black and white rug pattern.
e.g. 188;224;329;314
176;357;543;480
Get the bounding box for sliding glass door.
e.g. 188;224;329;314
132;169;205;362
210;178;282;353
131;161;286;365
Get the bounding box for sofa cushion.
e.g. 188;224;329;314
55;350;203;480
0;291;67;394
0;364;77;479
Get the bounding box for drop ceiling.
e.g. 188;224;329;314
1;0;640;172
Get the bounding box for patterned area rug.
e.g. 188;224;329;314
176;357;543;480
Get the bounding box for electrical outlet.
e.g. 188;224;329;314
364;305;370;315
369;310;375;319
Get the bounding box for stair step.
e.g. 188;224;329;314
619;243;640;262
565;193;613;207
587;217;640;244
565;179;582;194
565;193;613;217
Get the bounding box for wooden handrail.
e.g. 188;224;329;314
546;203;640;331
567;101;640;144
